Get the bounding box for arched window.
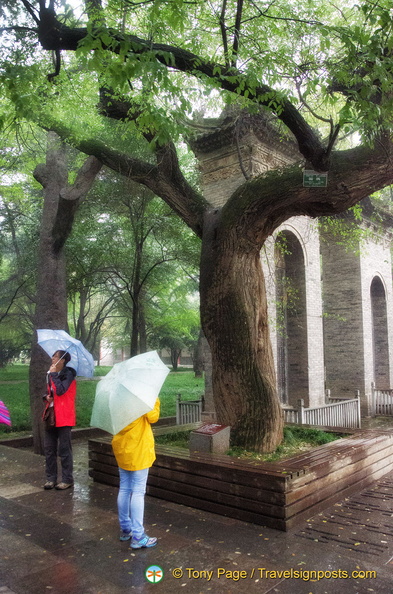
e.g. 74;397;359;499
370;276;390;389
275;232;309;406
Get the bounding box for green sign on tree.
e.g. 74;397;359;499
303;170;328;188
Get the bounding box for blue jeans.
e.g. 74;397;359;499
117;467;149;539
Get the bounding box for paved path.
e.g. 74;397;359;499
0;440;392;593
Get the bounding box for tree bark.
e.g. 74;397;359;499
29;134;69;454
75;287;89;345
171;349;181;370
193;328;205;378
130;243;143;357
29;132;101;454
200;209;283;452
130;293;140;357
138;299;147;353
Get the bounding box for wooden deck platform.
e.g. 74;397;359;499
88;427;393;531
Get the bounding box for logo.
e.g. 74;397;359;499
145;565;164;583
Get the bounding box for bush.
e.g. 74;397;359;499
228;426;344;462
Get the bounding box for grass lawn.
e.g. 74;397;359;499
155;425;344;462
0;365;344;461
0;364;204;436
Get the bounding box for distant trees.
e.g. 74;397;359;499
65;169;201;363
0;128;46;364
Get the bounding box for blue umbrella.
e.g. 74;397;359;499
37;329;95;378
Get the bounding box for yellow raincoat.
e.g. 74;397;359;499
111;398;160;471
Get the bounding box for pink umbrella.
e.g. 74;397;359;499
0;401;11;426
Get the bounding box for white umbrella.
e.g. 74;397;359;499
90;351;170;435
37;329;95;378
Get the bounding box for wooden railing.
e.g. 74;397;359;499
176;394;204;424
283;395;361;429
371;383;393;416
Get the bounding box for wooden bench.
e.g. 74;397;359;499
88;427;393;531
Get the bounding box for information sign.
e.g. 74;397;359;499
303;170;328;187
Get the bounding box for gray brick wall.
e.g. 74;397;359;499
194;121;393;415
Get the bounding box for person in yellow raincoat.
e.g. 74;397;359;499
111;398;160;549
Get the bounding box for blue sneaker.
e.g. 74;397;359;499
119;529;131;541
131;534;157;549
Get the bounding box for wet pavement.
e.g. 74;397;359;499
0;439;392;594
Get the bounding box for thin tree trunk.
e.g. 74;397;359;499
171;349;181;370
138;302;147;353
76;287;89;344
130;238;143;356
200;211;283;452
130;294;140;357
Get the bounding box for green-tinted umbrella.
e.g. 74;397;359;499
90;351;169;435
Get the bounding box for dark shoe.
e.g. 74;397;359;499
120;530;132;541
44;481;56;490
55;482;74;490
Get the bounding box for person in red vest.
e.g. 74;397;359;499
43;350;77;490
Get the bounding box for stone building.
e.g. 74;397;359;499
192;112;393;417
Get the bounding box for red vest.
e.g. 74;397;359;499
51;379;77;427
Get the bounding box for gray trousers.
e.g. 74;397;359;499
44;426;73;484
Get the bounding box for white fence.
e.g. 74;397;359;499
176;394;203;424
283;396;361;429
176;393;362;429
371;383;393;416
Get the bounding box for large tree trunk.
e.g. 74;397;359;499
29;134;69;454
193;328;205;378
29;133;101;454
200;211;283;453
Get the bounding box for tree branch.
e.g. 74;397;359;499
231;0;244;68
0;279;27;324
36;7;329;170
40;100;207;236
0;26;38;33
219;0;230;69
223;135;393;244
52;155;102;252
60;156;102;201
20;0;40;26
